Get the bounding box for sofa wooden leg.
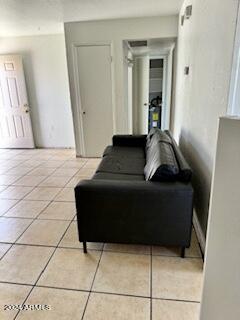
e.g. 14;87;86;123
181;247;185;258
83;241;87;254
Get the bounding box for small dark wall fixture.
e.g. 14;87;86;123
184;66;190;75
181;15;185;26
185;5;193;20
181;5;193;26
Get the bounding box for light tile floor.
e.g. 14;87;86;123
0;148;203;320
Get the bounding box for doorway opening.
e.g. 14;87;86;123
124;38;176;134
149;58;164;131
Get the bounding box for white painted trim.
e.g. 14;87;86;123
228;2;240;116
131;52;173;132
71;42;115;156
72;44;85;156
193;209;206;254
149;54;172;130
160;56;167;129
109;44;117;135
165;48;174;130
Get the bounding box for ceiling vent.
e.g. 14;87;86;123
129;40;147;47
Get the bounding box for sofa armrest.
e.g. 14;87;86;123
112;135;147;147
75;179;193;206
75;179;193;195
75;179;193;246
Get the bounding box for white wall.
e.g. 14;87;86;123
228;5;240;116
126;47;133;134
171;0;238;238
0;34;75;148
64;16;178;153
200;117;240;320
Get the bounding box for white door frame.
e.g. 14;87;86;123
132;52;173;133
127;62;133;134
137;55;150;134
71;42;116;156
149;53;173;130
228;3;240;116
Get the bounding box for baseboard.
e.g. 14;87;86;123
193;209;206;255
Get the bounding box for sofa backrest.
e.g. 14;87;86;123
165;130;192;182
144;128;192;182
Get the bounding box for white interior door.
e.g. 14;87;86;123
76;45;113;157
0;55;34;148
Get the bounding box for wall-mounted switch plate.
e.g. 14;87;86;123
185;5;192;19
184;66;190;75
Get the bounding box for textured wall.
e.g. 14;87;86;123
172;0;238;236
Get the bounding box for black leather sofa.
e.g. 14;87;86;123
75;129;193;258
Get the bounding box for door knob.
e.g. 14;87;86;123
83;111;86;115
24;104;30;113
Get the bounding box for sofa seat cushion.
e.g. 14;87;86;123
103;146;145;159
93;172;145;181
97;155;145;175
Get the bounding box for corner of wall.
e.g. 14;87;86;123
193;209;206;254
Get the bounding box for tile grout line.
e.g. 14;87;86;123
0;164;202;316
1;190;203;260
1;163;77;217
52;246;202;260
1;206;202;259
8;179;77;250
0;157;56;202
19;162;86;200
81;248;104;320
0;183;48;261
10;162;60;188
0;150;83;256
13;214;75;320
1;156;59;187
0;279;201;304
0;241;203;258
0;171;89;200
1;152;202;318
0;157;93;260
0;243;14;262
0;191;58;261
0;154;87;196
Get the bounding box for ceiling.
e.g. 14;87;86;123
0;0;183;37
128;38;176;56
